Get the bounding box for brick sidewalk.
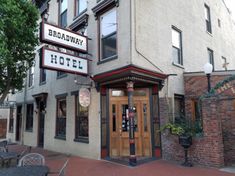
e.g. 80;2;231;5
7;145;235;176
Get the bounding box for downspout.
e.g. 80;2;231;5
21;71;28;145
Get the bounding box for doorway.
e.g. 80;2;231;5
15;105;22;141
109;89;152;158
38;101;45;147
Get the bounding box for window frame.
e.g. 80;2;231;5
172;26;183;66
39;68;46;85
25;104;34;132
98;7;117;62
75;0;87;17
8;107;14;133
207;48;214;71
55;97;67;140
74;95;89;143
58;0;67;28
28;66;34;88
205;4;212;34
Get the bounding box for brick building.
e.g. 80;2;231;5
2;0;235;167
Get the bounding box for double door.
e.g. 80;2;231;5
110;97;151;157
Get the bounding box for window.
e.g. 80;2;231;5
192;100;203;135
59;0;67;28
172;27;183;65
75;96;89;142
207;48;214;70
39;68;46;84
99;8;117;60
56;98;66;139
57;71;66;78
205;4;212;33
174;94;185;123
26;104;34;131
28;66;34;87
8;107;14;133
75;0;87;16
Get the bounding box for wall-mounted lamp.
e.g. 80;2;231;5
203;63;213;92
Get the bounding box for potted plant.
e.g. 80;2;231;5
160;117;195;167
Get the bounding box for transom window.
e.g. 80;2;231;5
172;27;183;65
76;0;87;16
100;8;117;60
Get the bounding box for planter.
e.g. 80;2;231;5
179;135;193;167
179;135;192;148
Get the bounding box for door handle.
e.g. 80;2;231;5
119;127;122;136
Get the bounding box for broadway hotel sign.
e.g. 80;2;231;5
40;21;87;52
40;21;88;75
40;47;88;75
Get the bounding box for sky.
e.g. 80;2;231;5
224;0;235;20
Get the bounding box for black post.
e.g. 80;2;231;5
182;148;192;167
206;73;211;92
127;81;137;166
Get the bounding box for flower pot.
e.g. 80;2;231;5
179;135;192;149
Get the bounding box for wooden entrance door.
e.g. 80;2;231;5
110;92;151;157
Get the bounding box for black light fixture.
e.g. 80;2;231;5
203;63;213;92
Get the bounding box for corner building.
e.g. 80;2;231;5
6;0;235;166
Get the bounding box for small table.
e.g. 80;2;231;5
0;165;49;176
0;151;18;167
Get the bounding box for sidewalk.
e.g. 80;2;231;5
7;145;235;176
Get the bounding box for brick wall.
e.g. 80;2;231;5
161;73;235;167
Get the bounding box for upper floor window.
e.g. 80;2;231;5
28;66;34;87
99;8;117;60
39;68;46;84
205;4;212;33
172;27;183;65
26;104;34;131
59;0;67;28
207;48;214;71
75;0;87;16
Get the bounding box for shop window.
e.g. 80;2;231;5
172;26;183;66
8;107;14;133
174;94;185;123
75;96;89;143
75;0;87;16
207;48;214;71
56;97;67;139
205;4;212;33
28;66;34;87
39;68;46;85
99;8;117;61
26;104;34;131
59;0;67;28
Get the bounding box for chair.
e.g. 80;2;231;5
18;153;45;166
48;159;69;176
16;146;32;164
0;140;8;152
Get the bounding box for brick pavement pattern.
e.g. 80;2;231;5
6;145;234;176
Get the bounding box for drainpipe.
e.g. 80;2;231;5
21;72;28;145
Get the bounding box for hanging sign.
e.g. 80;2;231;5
40;21;87;52
79;88;91;107
40;47;88;75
